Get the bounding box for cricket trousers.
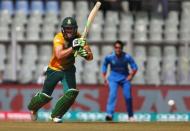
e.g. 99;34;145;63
106;79;133;117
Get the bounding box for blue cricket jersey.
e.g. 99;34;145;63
102;52;138;82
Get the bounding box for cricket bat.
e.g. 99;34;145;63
74;1;101;57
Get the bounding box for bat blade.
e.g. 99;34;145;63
74;1;101;57
81;1;101;39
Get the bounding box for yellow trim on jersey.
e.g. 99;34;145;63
48;65;62;71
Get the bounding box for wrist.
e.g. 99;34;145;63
84;53;90;59
102;73;107;79
71;47;76;53
84;51;92;60
127;70;137;80
127;75;133;81
72;46;79;51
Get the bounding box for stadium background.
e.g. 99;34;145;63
0;0;190;122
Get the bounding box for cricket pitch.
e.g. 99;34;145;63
1;121;190;131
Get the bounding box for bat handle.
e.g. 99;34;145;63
74;49;79;57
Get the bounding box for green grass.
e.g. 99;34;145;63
1;121;190;131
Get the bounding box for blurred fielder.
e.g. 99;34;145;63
101;40;138;121
27;17;93;123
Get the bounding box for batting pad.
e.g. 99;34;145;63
28;92;53;112
51;89;79;118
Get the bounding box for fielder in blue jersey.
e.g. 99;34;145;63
101;40;138;121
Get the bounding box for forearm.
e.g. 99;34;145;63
101;59;108;79
102;72;107;80
56;47;73;59
84;52;93;61
83;45;93;61
130;70;137;77
127;70;137;81
102;72;108;85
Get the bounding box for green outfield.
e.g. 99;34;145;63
1;121;190;131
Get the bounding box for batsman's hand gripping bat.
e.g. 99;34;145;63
74;1;101;57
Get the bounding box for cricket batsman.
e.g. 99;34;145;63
101;40;138;121
28;17;93;123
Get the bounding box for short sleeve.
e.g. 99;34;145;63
53;33;64;47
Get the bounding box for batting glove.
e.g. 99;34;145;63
78;48;88;58
72;38;86;51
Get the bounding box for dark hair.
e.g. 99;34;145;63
114;40;124;49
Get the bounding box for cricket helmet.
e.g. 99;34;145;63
61;17;78;40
